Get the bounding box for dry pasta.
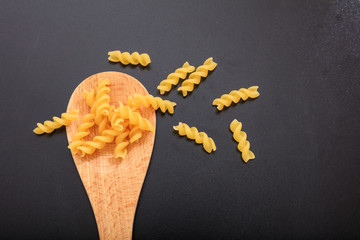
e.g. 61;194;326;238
178;57;217;97
114;102;155;132
78;128;120;156
173;122;216;153
212;86;260;111
230;119;255;163
67;113;95;153
33;110;79;134
108;50;151;67
128;125;142;143
157;62;195;94
114;130;130;159
128;94;176;114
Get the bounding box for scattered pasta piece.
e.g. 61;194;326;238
173;122;216;153
212;86;260;111
108;50;151;67
128;94;176;114
157;62;195;94
33;110;79;134
178;57;217;97
230;119;255;163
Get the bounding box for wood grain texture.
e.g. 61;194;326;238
66;71;156;240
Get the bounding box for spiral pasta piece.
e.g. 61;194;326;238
114;130;130;159
129;94;176;114
83;89;96;107
87;78;111;134
92;78;111;117
129;125;142;143
157;62;195;94
212;86;260;111
108;106;125;132
78;128;120;156
173;122;216;153
178;57;217;97
68;113;95;153
114;102;155;132
108;50;151;67
230;119;255;163
33;110;79;134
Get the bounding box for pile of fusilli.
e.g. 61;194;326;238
34;77;176;159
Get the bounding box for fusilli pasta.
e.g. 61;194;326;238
157;62;195;94
230;119;255;163
129;125;142;143
129;94;176;114
33;109;79;134
68;113;95;153
212;86;260;111
108;50;151;67
78;128;120;156
178;57;217;97
114;102;155;132
114;130;130;159
173;122;216;153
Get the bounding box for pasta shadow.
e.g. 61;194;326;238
108;61;151;71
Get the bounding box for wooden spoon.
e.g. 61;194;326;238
66;71;156;240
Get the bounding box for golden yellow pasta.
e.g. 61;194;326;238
68;113;95;153
178;57;217;97
114;102;155;132
33;109;79;134
212;86;260;111
89;78;111;134
157;62;195;94
173;122;216;153
108;50;151;67
230;119;255;163
83;89;96;107
128;125;142;143
114;130;130;159
129;94;176;114
108;105;125;132
78;128;120;156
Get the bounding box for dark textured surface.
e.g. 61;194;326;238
1;0;360;239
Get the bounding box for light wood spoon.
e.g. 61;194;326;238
66;71;156;240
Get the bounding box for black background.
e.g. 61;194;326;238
1;0;360;239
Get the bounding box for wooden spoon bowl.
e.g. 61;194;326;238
66;71;156;240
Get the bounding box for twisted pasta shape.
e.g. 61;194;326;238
230;119;255;163
88;78;111;134
129;94;176;114
178;57;217;97
68;113;95;153
173;122;216;153
114;102;155;132
83;89;96;107
108;50;151;67
108;106;125;132
157;62;195;94
129;125;142;143
114;130;130;159
78;128;120;156
212;86;260;111
33;110;79;134
92;78;111;117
